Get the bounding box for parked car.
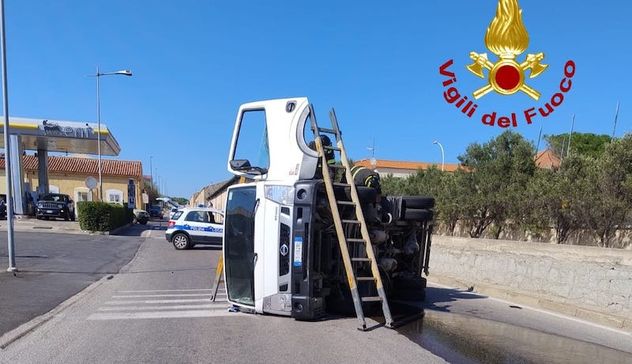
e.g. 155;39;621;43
36;193;75;221
133;209;150;225
148;205;163;219
0;198;6;219
165;207;223;250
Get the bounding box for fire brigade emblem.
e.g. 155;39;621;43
467;0;547;100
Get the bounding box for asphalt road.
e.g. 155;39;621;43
1;225;631;363
0;224;146;336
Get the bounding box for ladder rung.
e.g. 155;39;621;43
337;201;355;206
356;277;376;281
318;127;337;135
333;183;351;187
361;296;382;302
351;258;370;262
347;238;365;243
342;220;360;224
323;146;341;152
330;164;346;169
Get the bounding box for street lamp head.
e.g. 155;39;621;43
115;69;133;76
433;140;438;145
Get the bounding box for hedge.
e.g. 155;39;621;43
77;201;133;232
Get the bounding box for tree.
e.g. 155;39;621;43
583;135;632;247
525;155;594;243
143;180;160;203
545;133;611;159
458;131;536;238
171;197;190;206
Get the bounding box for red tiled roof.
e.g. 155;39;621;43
535;149;561;170
0;155;142;178
355;159;461;172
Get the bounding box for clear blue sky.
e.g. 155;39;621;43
4;0;630;197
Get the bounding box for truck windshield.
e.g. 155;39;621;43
233;109;270;171
224;186;257;306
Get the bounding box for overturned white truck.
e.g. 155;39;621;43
222;97;434;329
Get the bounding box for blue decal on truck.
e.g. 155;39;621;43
293;236;303;267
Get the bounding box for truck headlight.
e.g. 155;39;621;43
264;185;295;205
58;204;64;209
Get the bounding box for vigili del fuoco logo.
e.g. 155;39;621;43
439;0;576;128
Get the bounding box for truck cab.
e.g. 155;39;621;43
223;98;433;319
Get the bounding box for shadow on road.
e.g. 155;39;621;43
113;220;166;237
424;286;487;312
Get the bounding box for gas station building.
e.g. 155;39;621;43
0;117;144;214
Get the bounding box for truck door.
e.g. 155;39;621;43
224;185;258;307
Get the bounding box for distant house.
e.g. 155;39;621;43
189;176;240;211
354;159;461;178
535;149;561;170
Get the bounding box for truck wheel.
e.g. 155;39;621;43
402;196;435;209
403;208;433;221
172;233;191;250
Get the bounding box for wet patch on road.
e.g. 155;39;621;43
399;310;632;364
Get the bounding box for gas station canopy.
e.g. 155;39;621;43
0;117;121;155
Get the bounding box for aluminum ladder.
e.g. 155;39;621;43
309;105;394;330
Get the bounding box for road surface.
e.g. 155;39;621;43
1;226;631;363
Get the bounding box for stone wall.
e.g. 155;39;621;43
428;235;632;329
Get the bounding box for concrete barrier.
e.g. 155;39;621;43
428;235;632;330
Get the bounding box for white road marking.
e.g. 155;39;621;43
141;230;152;238
104;298;220;305
118;288;222;293
88;309;248;321
98;304;229;312
112;293;218;298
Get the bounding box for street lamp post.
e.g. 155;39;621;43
433;140;445;172
94;67;132;201
0;0;16;272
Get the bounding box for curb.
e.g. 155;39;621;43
428;275;632;332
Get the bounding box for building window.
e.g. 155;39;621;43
106;189;124;205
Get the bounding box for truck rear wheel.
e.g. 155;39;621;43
402;196;435;209
403;208;433;221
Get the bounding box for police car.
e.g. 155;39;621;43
165;207;224;250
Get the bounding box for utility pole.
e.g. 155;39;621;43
612;102;620;139
565;114;575;158
535;125;543;156
149;155;153;184
1;0;16;273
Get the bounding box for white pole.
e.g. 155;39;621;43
0;0;16;272
566;114;575;158
96;66;103;201
433;140;445;172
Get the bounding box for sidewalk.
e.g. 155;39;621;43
0;216;83;234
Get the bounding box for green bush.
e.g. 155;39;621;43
77;201;133;232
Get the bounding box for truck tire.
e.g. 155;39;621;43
402;196;435;209
403;208;433;221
